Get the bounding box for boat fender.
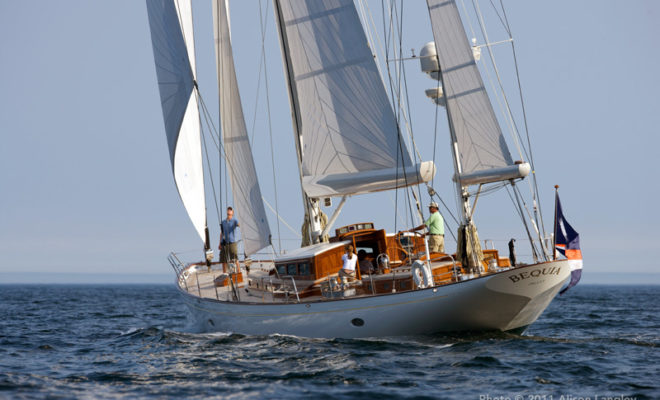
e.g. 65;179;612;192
412;260;432;289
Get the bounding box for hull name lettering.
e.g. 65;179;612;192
509;267;561;283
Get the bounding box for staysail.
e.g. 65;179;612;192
213;0;271;256
275;0;434;198
146;0;207;242
426;0;528;185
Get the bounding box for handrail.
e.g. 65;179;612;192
167;252;184;275
429;254;460;281
281;275;300;303
168;253;188;291
367;271;375;295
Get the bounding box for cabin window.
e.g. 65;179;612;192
357;246;376;255
276;265;286;275
287;263;297;275
298;262;310;276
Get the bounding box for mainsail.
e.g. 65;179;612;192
426;0;528;185
213;0;271;256
275;0;434;198
146;0;207;242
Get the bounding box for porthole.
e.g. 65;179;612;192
351;318;364;327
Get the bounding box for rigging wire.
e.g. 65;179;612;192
463;0;549;258
470;0;529;164
174;0;218;248
211;0;223;218
200;114;222;228
507;183;540;261
367;1;424;224
373;0;460;237
394;2;429;227
394;0;417;229
366;0;437;229
262;196;301;239
257;0;282;254
195;92;222;228
381;0;418;232
472;0;548;256
427;71;461;232
381;0;400;232
498;0;547;239
387;1;424;225
196;91;244;220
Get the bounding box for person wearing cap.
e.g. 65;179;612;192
408;202;445;253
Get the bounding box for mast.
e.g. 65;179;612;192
213;0;272;255
272;0;318;245
273;1;435;245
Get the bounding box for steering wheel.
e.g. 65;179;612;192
395;230;423;266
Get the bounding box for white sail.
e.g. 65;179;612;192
275;0;434;198
146;0;206;242
213;0;271;255
426;0;523;183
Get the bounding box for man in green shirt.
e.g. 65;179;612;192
409;202;445;253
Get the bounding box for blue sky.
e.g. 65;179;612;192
1;1;658;284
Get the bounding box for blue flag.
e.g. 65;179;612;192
554;192;583;295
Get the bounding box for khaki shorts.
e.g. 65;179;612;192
338;268;356;282
428;234;445;253
221;242;238;262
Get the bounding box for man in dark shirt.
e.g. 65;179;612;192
219;207;240;263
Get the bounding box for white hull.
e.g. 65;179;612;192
178;260;570;338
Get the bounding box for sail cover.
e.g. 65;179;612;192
147;0;207;242
275;0;434;198
426;0;514;177
213;0;271;255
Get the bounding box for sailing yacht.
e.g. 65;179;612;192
145;0;577;338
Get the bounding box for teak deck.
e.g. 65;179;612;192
178;223;512;304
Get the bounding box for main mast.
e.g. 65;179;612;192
272;0;319;245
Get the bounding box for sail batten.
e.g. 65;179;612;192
146;0;207;242
214;0;271;256
275;0;433;198
426;0;514;178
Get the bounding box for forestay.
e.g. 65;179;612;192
275;0;434;198
426;0;526;185
213;0;271;255
146;0;207;242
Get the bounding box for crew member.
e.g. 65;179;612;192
409;201;445;253
219;206;240;263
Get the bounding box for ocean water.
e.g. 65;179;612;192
0;285;657;399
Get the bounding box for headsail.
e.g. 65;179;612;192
426;0;527;185
213;0;271;256
146;0;207;242
275;0;434;198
